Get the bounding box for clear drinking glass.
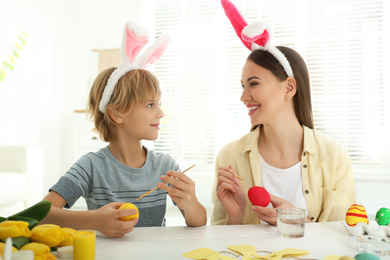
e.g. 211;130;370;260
276;207;306;238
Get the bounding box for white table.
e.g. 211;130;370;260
93;221;389;259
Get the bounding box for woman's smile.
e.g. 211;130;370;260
247;104;260;116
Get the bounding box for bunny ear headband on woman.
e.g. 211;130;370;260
99;21;171;113
221;0;293;77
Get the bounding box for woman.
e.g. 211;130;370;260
211;0;355;225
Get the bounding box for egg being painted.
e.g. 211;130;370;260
345;204;368;227
375;207;390;226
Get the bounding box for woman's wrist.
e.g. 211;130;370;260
225;213;244;225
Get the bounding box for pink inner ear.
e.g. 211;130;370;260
221;0;251;50
253;30;270;47
242;29;270;47
142;38;170;68
125;28;149;64
142;58;158;69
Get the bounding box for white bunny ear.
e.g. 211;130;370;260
99;22;150;113
99;22;171;113
135;34;171;69
242;22;271;48
121;21;150;65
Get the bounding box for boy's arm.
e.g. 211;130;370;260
179;201;207;227
40;191;138;237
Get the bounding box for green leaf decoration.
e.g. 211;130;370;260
0;65;6;82
12;236;31;249
3;60;14;70
0;30;28;83
19;35;26;45
13;49;19;58
10;200;51;223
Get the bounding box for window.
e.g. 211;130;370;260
151;0;390;175
306;1;388;168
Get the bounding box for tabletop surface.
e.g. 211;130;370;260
88;221;390;259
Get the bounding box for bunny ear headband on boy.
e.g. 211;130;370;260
99;21;171;113
221;0;294;78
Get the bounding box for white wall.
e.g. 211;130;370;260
1;0;65;198
354;172;390;219
0;0;150;198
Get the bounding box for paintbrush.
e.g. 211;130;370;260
232;172;244;181
135;164;196;201
228;165;244;181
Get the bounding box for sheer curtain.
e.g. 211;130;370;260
151;0;390;177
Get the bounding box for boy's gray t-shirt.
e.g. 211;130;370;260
50;146;180;227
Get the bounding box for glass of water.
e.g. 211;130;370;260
276;207;306;238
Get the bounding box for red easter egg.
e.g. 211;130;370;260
248;186;270;207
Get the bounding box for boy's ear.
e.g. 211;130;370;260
285;77;297;100
107;106;123;124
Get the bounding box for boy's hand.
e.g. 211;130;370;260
158;170;207;226
158;171;197;211
94;202;138;238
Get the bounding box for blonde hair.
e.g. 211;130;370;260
88;68;161;142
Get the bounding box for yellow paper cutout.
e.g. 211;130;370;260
253;248;309;260
227;245;259;260
183;246;310;260
323;255;342;260
227;246;309;260
182;248;236;260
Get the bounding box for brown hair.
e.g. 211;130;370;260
247;46;314;129
88;68;161;142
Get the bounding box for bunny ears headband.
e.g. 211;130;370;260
221;0;294;78
99;21;171;113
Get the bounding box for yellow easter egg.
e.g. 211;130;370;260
340;257;355;260
345;204;368;227
119;203;139;221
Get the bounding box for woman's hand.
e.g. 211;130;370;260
216;165;246;225
93;202;138;238
251;193;296;225
158;171;207;226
